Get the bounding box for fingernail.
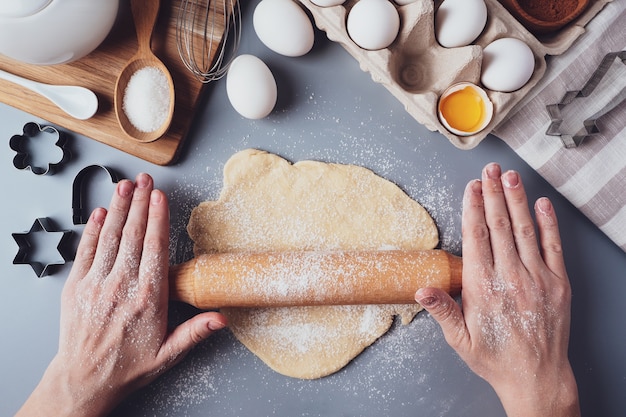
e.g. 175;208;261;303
150;190;163;205
91;207;107;225
415;289;437;308
501;170;520;189
136;173;151;189
536;197;552;215
419;296;437;308
468;179;482;195
118;180;134;197
208;319;227;331
484;163;501;180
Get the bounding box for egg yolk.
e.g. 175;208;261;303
439;86;486;132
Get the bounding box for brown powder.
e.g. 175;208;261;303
518;0;580;22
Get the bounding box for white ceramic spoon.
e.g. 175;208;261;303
0;68;98;120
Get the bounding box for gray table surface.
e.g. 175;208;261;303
1;3;625;416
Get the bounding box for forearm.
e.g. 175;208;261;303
494;364;580;417
16;359;116;417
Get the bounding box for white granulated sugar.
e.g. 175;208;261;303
123;66;170;133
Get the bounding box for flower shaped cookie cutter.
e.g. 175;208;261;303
9;122;71;175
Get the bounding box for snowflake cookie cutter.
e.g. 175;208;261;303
12;217;74;278
9;122;71;175
546;50;626;148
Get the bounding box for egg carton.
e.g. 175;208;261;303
297;0;612;149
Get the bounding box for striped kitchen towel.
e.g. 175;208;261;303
493;0;626;252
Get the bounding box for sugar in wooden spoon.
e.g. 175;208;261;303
114;0;175;143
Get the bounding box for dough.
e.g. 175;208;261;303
187;149;438;379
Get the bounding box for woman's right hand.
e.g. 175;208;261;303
416;163;580;417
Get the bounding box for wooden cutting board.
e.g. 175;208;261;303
0;0;225;166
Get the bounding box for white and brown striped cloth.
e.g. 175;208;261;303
493;0;626;252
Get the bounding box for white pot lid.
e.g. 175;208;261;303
0;0;53;17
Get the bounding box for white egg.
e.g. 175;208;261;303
435;0;487;48
481;38;535;92
310;0;345;6
226;55;277;120
347;0;400;51
253;0;315;57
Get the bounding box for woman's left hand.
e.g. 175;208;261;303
17;173;227;417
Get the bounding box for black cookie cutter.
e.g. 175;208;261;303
9;122;71;175
546;50;626;148
72;165;120;225
12;217;74;278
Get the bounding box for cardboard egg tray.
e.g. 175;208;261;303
297;0;612;149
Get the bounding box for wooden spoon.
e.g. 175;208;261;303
114;0;175;143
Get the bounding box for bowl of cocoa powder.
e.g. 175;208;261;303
498;0;591;34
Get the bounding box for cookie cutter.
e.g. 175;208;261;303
546;50;626;148
9;122;71;175
72;165;120;225
12;217;74;278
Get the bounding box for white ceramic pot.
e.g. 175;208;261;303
0;0;119;65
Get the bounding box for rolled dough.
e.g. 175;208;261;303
187;149;438;379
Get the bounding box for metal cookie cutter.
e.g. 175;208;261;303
9;122;71;175
72;165;120;225
546;51;626;148
12;217;74;278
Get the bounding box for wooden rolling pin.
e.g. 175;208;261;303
169;250;462;309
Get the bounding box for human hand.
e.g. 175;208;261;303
17;173;227;417
415;163;580;417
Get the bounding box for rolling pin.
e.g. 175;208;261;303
169;250;462;309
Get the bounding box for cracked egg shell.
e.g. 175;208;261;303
438;82;493;136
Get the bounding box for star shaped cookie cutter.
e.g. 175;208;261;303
546;50;626;148
9;122;71;175
12;217;74;278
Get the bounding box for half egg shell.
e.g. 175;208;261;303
438;82;493;136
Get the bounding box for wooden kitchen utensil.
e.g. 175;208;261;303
114;0;175;143
169;249;462;309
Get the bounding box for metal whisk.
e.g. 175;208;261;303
176;0;241;83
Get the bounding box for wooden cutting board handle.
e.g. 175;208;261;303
169;250;462;309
